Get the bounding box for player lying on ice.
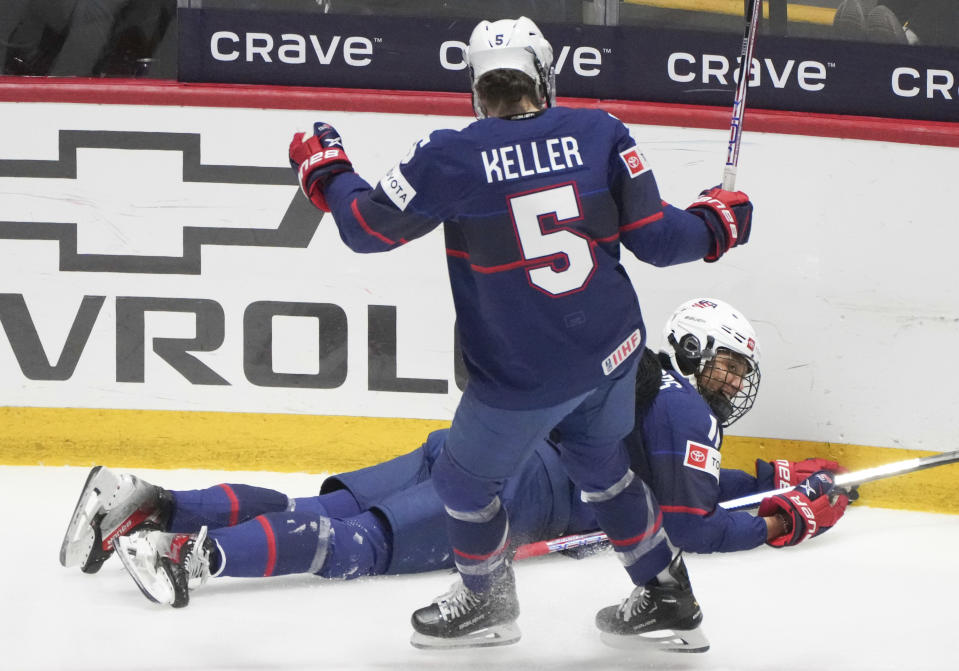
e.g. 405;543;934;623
61;297;851;652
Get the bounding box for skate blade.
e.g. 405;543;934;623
410;622;521;650
115;534;176;607
59;466;115;568
600;625;709;653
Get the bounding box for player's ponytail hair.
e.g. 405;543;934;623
474;69;541;117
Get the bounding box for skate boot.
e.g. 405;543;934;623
410;566;521;649
60;466;173;573
115;526;213;608
595;552;709;653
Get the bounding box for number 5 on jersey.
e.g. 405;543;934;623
509;183;596;296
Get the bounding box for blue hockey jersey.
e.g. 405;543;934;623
324;107;712;409
623;367;770;553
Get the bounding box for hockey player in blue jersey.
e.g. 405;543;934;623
61;298;850;652
285;15;754;649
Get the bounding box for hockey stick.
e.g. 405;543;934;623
513;448;959;561
720;447;959;511
722;0;763;191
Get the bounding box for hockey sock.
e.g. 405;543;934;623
208;510;393;579
318;510;393;580
444;502;510;593
583;474;673;586
429;441;513;592
210;509;331;577
169;484;289;533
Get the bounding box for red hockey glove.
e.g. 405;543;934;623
686;187;753;262
765;458;847;489
758;470;850;547
289;122;354;211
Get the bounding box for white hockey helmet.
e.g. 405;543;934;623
467;16;556;118
662;298;761;426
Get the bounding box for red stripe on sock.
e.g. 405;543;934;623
255;515;277;577
218;484;240;526
609;510;664;548
453;545;505;562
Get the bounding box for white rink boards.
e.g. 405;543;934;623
0;100;957;453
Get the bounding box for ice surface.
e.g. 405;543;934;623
3;465;957;671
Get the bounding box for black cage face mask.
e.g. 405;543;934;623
697;350;760;427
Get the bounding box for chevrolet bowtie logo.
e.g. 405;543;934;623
0;130;320;274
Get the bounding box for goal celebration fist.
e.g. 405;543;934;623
686;187;753;262
289;122;354;211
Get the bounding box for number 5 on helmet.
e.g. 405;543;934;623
685;187;753;262
288;122;355;212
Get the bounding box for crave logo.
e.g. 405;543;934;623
891;66;959;99
667;53;829;92
0;130;316;274
209;31;374;66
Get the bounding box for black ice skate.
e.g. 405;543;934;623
595;553;709;653
115;526;213;608
410;566;521;649
59;466;173;573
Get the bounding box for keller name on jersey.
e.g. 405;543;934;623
481;136;583;184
